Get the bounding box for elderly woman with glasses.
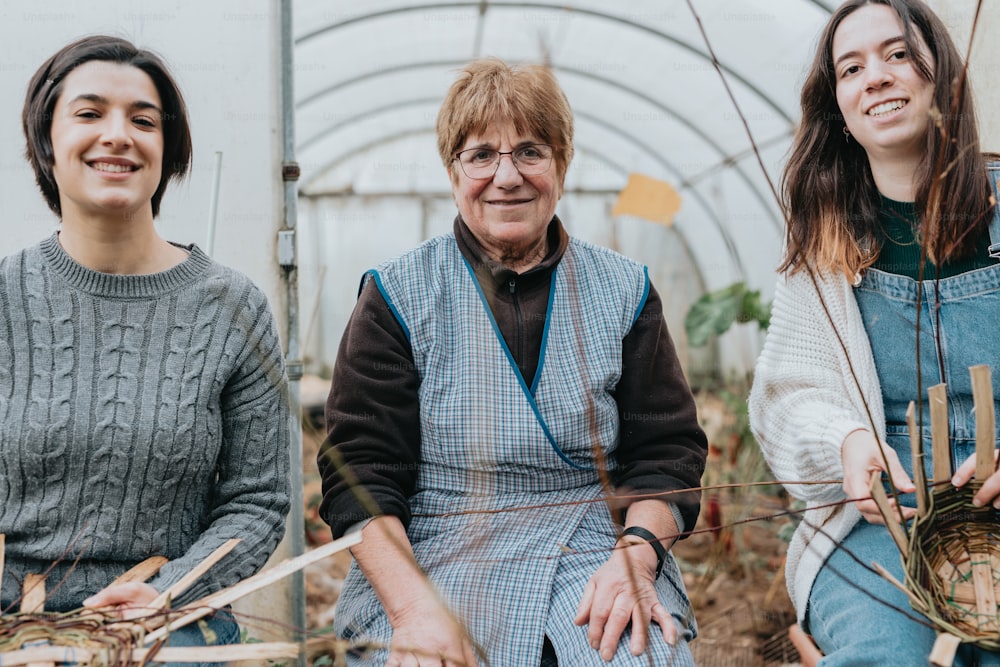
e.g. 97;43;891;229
318;58;706;667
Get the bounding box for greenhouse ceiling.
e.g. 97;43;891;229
293;0;840;292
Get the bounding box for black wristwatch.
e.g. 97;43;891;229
620;526;666;577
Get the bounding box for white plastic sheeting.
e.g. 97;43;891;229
293;0;841;378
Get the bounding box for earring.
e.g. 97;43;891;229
843;125;851;143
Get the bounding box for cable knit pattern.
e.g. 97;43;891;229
0;234;290;612
748;267;884;624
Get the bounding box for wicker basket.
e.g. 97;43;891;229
870;365;1000;666
0;533;360;665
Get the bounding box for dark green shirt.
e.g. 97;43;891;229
873;195;994;279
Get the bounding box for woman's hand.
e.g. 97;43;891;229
386;598;478;667
573;540;677;662
841;429;916;524
83;582;159;620
952;449;1000;508
350;516;478;666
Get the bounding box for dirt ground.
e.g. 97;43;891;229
672;504;799;666
300;377;803;666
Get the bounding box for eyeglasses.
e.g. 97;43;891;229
453;144;554;179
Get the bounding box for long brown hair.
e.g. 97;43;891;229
780;0;994;276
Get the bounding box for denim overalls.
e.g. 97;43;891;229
808;164;1000;667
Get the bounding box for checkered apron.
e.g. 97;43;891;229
334;235;696;666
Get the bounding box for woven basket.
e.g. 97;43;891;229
907;486;1000;646
871;365;1000;666
0;533;360;665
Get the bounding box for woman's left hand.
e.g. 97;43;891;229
573;543;677;661
83;582;159;620
952;449;1000;508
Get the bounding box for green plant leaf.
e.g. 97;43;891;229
684;282;771;347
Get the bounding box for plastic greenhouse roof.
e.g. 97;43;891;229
293;0;840;292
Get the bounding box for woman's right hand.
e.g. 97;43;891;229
387;598;478;667
841;429;916;524
82;581;159;620
351;516;478;665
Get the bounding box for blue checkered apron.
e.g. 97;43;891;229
334;235;696;666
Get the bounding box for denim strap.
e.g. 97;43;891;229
988;162;1000;258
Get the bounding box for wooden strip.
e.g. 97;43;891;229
0;646;88;666
970;550;998;634
970;365;996;479
0;647;92;665
149;538;240;610
0;642;301;665
21;574;47;614
110;556;169;586
870;562;926;609
869;475;908;553
907;402;928;516
144;643;302;661
20;575;54;667
145;531;361;645
929;384;952;484
929;632;961;667
787;623;822;667
969;367;1000;632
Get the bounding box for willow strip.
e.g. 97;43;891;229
144;531;360;646
148;539;240;612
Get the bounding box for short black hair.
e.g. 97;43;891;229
23;35;192;218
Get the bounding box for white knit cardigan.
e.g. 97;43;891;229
748;266;886;623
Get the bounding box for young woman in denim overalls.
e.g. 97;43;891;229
749;1;1000;664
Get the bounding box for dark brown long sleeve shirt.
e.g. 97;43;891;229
318;217;707;538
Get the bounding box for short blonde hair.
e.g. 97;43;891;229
436;58;574;178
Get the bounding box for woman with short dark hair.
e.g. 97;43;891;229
22;34;193;219
1;35;290;666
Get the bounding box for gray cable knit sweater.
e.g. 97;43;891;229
0;234;290;612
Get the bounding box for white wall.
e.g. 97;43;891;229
0;0;286;312
927;0;1000;152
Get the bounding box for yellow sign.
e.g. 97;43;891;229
611;173;682;227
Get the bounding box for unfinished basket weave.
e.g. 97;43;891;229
871;365;1000;666
0;532;361;666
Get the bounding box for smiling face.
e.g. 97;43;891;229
49;60;164;224
832;3;935;165
450;121;565;269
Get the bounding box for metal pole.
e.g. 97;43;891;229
278;0;307;664
205;151;223;256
